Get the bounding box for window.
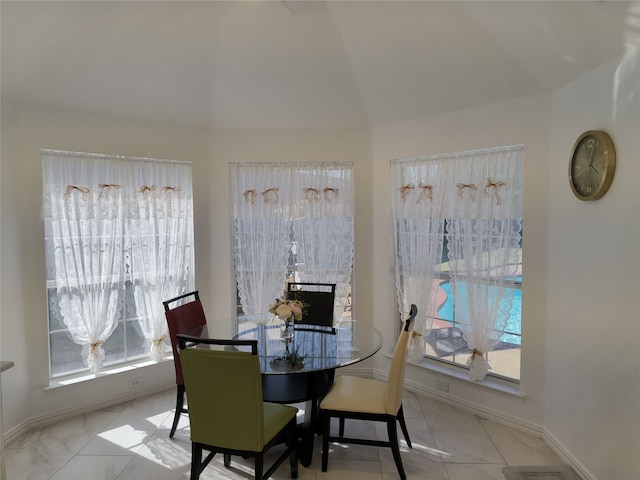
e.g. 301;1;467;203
424;223;522;380
392;145;523;382
42;150;194;378
230;162;354;318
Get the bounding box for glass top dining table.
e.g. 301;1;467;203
177;314;383;467
178;314;384;376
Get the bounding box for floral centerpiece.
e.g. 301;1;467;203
268;296;306;339
268;297;305;321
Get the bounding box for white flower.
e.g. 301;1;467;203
275;304;293;319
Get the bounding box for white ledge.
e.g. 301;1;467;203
384;353;525;398
46;358;170;389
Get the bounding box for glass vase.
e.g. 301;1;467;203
281;316;295;340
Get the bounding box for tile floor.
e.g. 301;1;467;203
5;388;566;480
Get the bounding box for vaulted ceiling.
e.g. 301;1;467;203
2;1;637;129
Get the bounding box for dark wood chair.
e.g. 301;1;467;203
177;336;299;480
319;304;417;480
286;282;336;328
163;291;207;438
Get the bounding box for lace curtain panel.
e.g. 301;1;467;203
392;145;523;380
128;160;194;361
42;150;194;372
230;162;354;319
292;165;354;316
391;158;448;362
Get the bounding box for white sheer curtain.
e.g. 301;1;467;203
230;163;295;316
292;164;354;317
230;162;354;319
392;145;523;379
446;146;523;381
129;160;194;361
42;151;127;372
42;150;195;372
391;158;447;362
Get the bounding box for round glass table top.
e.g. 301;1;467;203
178;314;383;375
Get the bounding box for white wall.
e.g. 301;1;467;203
0;99;371;438
1;51;639;480
371;54;639;480
371;92;552;426
0;100;212;430
546;56;640;480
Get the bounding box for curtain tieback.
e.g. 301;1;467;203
399;183;415;201
89;340;104;354
153;334;168;348
261;188;279;203
416;183;433;203
484;177;506;205
303;187;320;202
470;348;484;360
411;330;422;345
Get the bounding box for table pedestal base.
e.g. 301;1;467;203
262;368;335;467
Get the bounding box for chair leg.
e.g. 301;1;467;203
321;412;330;472
289;434;299;479
191;443;202;480
397;404;412;448
170;384;185;438
338;417;345;436
254;453;263;480
223;453;231;467
387;417;407;480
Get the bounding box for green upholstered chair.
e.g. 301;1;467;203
178;336;299;480
163;291;207;438
319;304;417;480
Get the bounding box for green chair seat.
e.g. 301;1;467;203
178;337;299;480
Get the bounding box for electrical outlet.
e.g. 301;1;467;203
128;377;143;388
436;380;449;392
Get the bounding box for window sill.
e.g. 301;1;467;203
46;357;171;389
385;353;525;398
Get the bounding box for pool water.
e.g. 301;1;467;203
437;281;522;345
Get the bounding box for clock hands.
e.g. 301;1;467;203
578;142;600;177
586;142;596;170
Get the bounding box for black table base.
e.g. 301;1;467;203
262;369;335;467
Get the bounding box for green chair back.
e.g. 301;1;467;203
180;347;265;452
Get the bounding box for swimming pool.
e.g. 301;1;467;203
437;280;522;345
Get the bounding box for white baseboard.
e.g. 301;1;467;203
543;430;594;480
4;384;173;447
402;374;542;437
372;366;593;480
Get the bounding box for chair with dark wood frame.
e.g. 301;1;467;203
177;336;299;480
319;304;417;480
286;282;336;328
163;290;207;438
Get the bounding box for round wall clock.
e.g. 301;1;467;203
569;130;616;201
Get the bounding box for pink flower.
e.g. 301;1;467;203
290;302;302;316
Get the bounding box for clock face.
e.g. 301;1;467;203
569;130;616;200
